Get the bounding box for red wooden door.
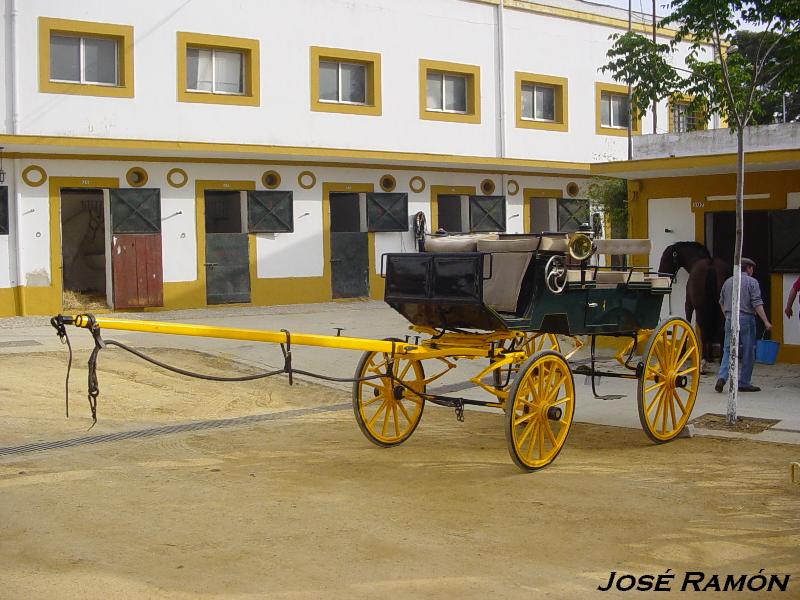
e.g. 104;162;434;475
112;234;164;308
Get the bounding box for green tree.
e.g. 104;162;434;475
733;30;800;123
588;178;628;239
602;0;800;424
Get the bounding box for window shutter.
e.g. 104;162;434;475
469;195;506;232
556;198;589;233
247;191;294;233
110;188;161;234
366;192;408;232
769;209;800;271
0;187;8;235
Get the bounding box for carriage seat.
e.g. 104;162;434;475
423;233;499;252
476;237;539;313
593;238;652;256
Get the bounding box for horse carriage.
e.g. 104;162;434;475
52;228;700;472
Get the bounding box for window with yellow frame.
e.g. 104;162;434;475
177;32;260;106
310;47;381;116
419;59;480;124
515;72;568;132
595;82;641;136
669;97;707;132
39;17;134;98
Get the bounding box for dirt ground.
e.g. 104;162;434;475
1;349;799;599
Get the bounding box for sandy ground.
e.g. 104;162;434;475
1;350;799;599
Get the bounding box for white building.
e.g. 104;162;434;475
0;0;713;316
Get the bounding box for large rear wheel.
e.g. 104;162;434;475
353;342;426;447
505;350;575;471
637;317;700;443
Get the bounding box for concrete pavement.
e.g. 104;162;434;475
2;300;798;444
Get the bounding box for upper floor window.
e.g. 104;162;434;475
595;82;639;136
521;84;555;121
186;47;244;95
600;92;629;129
419;59;480;124
426;72;467;113
177;32;260;106
50;34;118;85
515;72;568;132
39;17;134;98
670;100;706;133
319;61;366;104
310;47;381;116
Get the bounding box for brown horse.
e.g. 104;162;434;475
658;241;731;365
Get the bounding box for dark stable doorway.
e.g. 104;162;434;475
205;190;251;304
330;192;368;298
705;210;770;337
60;188;108;309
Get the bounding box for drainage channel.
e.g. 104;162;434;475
0;403;351;457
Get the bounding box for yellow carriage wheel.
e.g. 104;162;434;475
637;317;700;443
505;350;575;471
353;341;426;447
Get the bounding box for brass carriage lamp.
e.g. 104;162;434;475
0;147;5;184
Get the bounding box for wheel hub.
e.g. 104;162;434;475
392;385;405;400
547;406;563;421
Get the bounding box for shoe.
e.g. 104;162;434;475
714;378;725;393
738;385;761;392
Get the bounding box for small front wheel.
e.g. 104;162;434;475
505;350;575;471
353;341;426;447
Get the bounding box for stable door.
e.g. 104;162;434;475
329;192;369;299
205;190;251;304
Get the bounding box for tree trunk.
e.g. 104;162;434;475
726;127;745;425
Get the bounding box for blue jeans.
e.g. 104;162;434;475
718;313;756;386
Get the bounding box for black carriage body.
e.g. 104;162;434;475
384;250;667;335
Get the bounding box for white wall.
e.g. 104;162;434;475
5;0;709;164
5;158;590;289
647;197;695;319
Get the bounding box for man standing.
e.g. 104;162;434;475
715;257;772;393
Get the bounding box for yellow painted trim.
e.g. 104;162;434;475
261;170;281;189
21;165;47;187
310;47;382;116
379;174;396;192
0;134;591;175
125;166;148;187
0;287;18;317
176;32;260;106
480;178;496;195
321;182;380;300
419;59;481;124
409;176;426;193
38;17;134;98
430;184;476;232
298;171;317;189
592;149;800;177
522;188;562;233
595;82;641;137
503;0;686;38
514;72;569;132
195;180;256;308
166;167;188;188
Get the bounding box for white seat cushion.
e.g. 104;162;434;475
425;233;499;253
594;239;652;256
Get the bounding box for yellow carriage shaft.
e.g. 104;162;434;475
65;315;492;360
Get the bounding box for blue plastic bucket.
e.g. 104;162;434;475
756;338;780;365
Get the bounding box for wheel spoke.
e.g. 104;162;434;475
381;400;392;436
646;386;665;415
538;422;545;458
645;380;666;394
514;412;536;426
672;388;686;415
518;418;537;447
525;422;540;461
367;399;389;426
396;399;413;423
398;360;413;380
361;392;387;407
544;420;558;447
674;343;695;371
391;403;400;437
545;373;567;405
667;389;677;431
